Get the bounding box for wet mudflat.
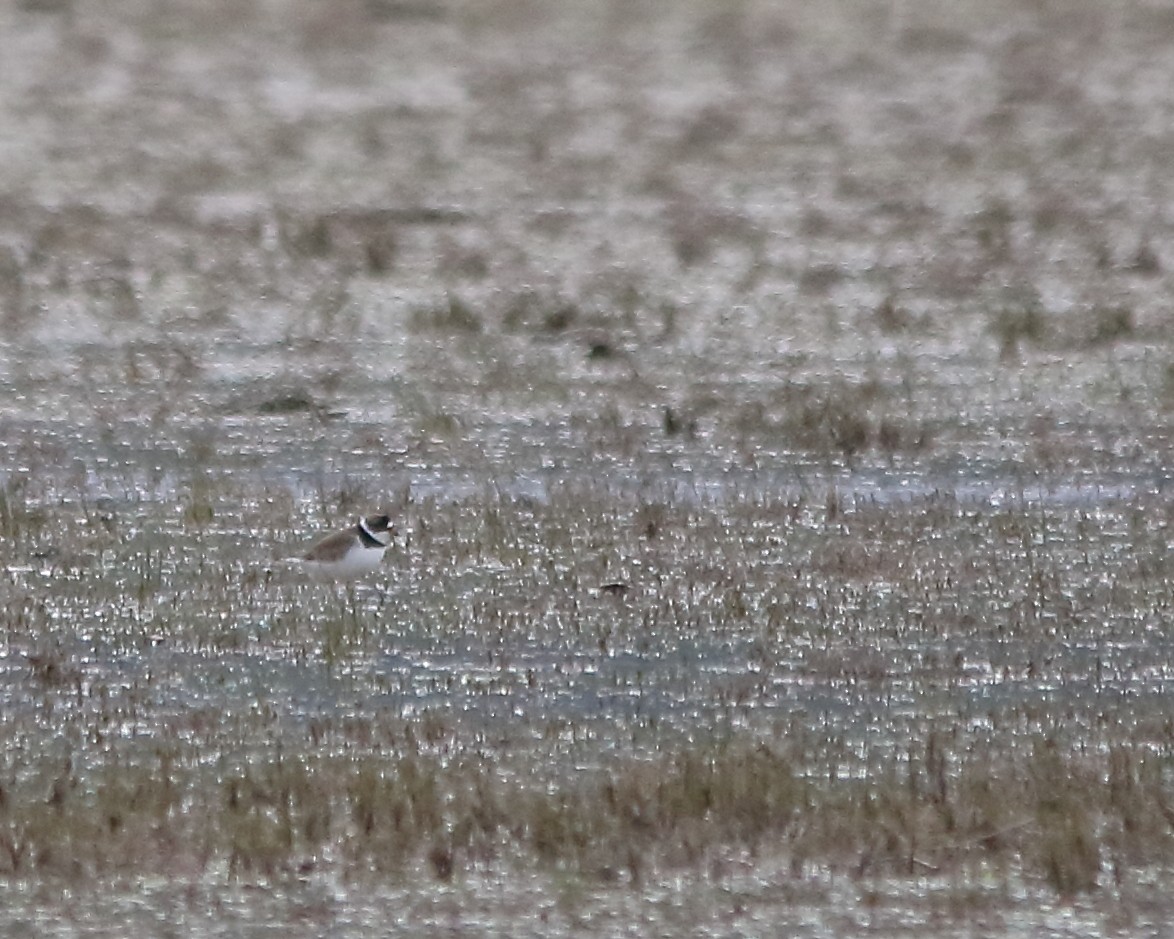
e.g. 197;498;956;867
2;1;1174;936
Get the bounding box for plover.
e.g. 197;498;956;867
292;513;396;578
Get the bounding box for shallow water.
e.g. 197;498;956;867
3;0;1174;934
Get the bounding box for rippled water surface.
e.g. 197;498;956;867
3;0;1174;935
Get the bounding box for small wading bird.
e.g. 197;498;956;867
289;513;396;578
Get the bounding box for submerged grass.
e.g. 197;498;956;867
0;363;1170;935
2;1;1174;931
1;463;1174;909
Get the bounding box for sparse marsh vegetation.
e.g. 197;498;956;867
3;0;1174;935
4;413;1174;931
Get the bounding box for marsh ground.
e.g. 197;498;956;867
2;0;1174;935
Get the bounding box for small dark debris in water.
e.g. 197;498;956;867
875;295;913;334
256;390;318;414
91;499;119;534
663;406;697;438
587;341;615;360
543;304;577;333
428;842;454;881
223;389;343;419
663;406;681;435
599;582;629;597
27;648;81;687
